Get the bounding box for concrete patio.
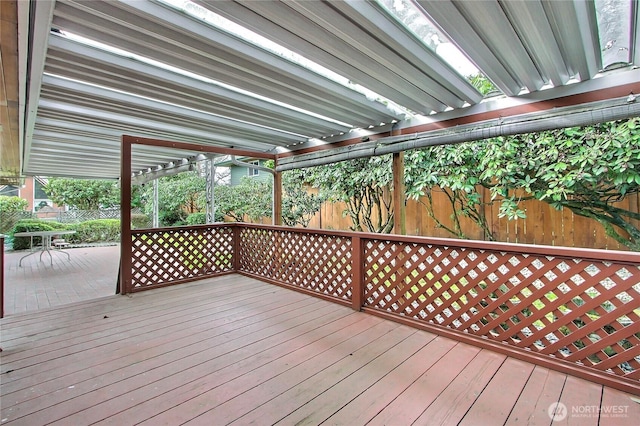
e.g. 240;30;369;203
2;245;120;316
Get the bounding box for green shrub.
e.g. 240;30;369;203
186;212;207;225
12;219;69;250
159;210;185;226
12;218;121;249
131;213;151;229
0;195;28;212
68;219;120;243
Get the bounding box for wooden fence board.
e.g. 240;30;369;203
309;189;640;251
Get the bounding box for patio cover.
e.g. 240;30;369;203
1;0;639;183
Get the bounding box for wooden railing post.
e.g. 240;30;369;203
120;136;133;295
233;224;241;272
273;168;282;226
1;235;4;318
392;151;406;235
351;236;363;311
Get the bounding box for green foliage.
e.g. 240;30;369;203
0;195;28;212
480;118;640;249
281;168;325;227
214;177;272;222
468;74;498;96
68;219;120;243
45;178;120;210
141;171;206;226
186;212;207;225
131;213;151;229
0;196;32;234
11;218;120;249
159;210;186;227
405;142;494;240
307;156;394;233
405;118;640;250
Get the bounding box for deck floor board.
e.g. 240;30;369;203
504;366;567;426
2;274;638;425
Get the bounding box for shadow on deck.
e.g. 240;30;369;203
1;275;638;425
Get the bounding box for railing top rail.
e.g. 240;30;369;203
130;223;234;235
230;223;640;264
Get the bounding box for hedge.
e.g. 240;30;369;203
11;220;70;250
11;219;121;250
68;219;120;243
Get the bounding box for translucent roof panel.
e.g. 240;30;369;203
376;0;498;96
595;0;633;70
159;0;415;119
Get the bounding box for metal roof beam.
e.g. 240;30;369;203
273;0;447;112
41;74;304;144
415;0;521;96
334;0;481;106
36;99;287;150
28;137;201;159
196;0;438;114
23;0;55;170
45;35;347;136
450;1;544;91
499;0;570;86
51;0;398;125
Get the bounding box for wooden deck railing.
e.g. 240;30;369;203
1;235;4;318
129;224;235;291
123;223;640;393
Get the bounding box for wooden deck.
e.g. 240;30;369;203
1;274;638;425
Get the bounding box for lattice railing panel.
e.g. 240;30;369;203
363;239;640;380
237;227;352;301
130;226;234;290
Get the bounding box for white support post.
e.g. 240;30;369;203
206;159;216;223
152;178;159;228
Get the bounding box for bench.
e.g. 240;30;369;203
52;238;71;249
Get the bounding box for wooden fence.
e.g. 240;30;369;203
308;188;640;251
122;223;640;394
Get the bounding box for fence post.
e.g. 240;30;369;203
351;236;363;311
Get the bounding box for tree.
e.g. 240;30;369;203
405;118;640;250
214;177;272;223
0;195;28;212
281;168;325;227
141;171;206;226
405;143;494;240
480;118;640;250
308;156;394;233
45;178;119;210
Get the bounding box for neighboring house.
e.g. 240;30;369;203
215;157;273;186
0;176;62;212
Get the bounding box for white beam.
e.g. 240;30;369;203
23;0;55;171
